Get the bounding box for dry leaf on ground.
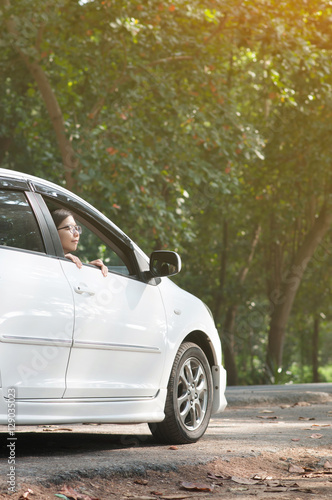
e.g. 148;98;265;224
207;472;231;480
57;485;99;500
288;464;305;474
180;481;214;492
231;476;259;485
134;479;148;485
256;415;278;420
18;489;34;499
251;473;272;481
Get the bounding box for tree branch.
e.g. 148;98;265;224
5;3;77;189
238;224;261;284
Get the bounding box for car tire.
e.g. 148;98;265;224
149;342;213;444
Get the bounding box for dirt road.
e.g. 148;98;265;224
1;384;331;499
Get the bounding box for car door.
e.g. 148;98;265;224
0;188;74;399
56;218;168;399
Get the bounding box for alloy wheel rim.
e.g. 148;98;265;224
176;357;208;431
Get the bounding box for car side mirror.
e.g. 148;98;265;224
149;250;181;278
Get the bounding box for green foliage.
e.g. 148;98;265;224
1;0;332;384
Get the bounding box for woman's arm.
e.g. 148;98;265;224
89;259;108;277
65;254;108;277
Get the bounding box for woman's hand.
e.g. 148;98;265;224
65;253;83;269
89;259;108;277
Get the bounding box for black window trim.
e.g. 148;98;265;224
25;191;56;255
0;176;30;192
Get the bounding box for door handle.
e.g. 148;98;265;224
74;284;95;296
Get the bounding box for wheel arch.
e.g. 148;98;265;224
182;330;218;368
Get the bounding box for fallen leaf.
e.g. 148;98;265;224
309;433;323;439
280;404;291;409
293;401;311;407
124;496;156;500
162;495;191;499
231;476;259;485
266;480;284;487
259;410;274;413
265;487;288;492
288;464;305;474
58;485;99;500
207;472;231;480
169;445;178;450
324;460;332;469
134;479;148;485
303;472;329;478
256;415;278;420
290;487;314;493
251;473;272;481
298;416;315;421
229;486;249;492
291;438;300;442
18;489;34;499
180;481;214;492
59;486;79;499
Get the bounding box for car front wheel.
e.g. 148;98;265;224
149;342;213;444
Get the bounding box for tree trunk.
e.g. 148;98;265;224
265;203;332;381
24;60;77;190
221;225;261;385
0;137;12;164
5;8;77;190
312;316;320;383
214;220;228;320
223;304;238;386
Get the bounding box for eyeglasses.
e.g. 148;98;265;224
57;224;82;235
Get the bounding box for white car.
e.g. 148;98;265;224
0;168;227;443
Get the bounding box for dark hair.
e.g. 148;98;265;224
51;209;74;228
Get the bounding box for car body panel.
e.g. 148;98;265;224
0;248;74;399
60;260;167;398
0;391;167;425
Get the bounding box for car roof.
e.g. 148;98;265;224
0;168;136;250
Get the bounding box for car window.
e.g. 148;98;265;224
0;190;45;253
75;220;130;276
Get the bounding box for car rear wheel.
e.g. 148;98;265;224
149;342;213;444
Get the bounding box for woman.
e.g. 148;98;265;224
51;208;108;277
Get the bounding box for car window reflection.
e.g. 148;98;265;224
0;190;45;253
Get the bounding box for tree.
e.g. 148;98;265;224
2;0;332;383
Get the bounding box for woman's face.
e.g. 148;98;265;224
57;215;80;254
